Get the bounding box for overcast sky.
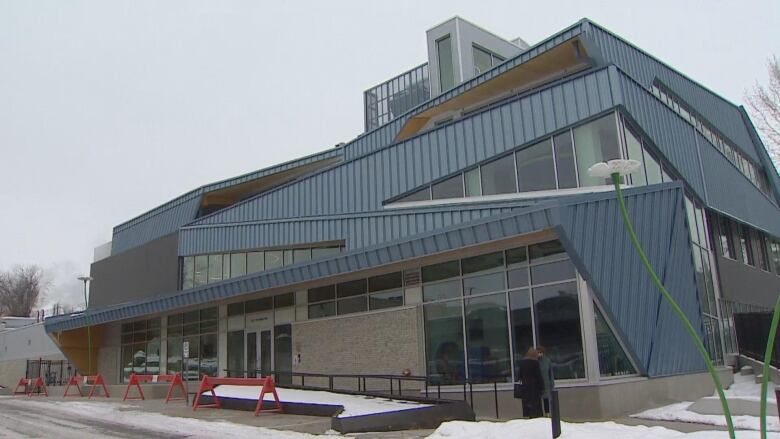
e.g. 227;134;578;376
1;0;778;309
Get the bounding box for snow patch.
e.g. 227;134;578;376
210;385;429;418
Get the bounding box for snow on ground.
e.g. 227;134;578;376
211;385;429;417
632;373;780;431
7;398;320;438
427;418;780;439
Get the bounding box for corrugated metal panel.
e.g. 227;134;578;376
557;182;705;376
583;21;760;163
179;202;534;255
110;148;345;255
191;67;619;226
699;135;780;236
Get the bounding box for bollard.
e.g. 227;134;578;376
550;390;561;438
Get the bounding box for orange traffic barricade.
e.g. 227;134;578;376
13;377;47;397
192;375;282;416
122;373;188;403
63;374;110;398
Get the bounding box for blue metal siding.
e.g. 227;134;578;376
191;68;619;226
557;183;705;375
584;22;760;163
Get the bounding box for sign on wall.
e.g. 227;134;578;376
182;341;189;359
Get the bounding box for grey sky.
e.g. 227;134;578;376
1;0;778;309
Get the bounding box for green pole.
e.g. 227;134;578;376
83;281;92;376
611;173;735;439
760;295;780;439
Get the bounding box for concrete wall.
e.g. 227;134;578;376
97;322;121;384
89;232;179;309
0;323;62;362
292;306;422;378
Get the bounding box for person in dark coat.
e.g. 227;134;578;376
517;347;544;418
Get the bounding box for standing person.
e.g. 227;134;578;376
536;346;555;416
516;347;544;418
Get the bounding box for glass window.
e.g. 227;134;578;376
481;155;517;195
338;296;367;315
692;248;709;316
208;254;222;284
473;45;493;75
166;337;182;374
245;297;273;313
397;187;431;203
227;302;244;316
465;293;511;382
226;330;244;378
265;251;283;270
739;226;754;266
182;257;194;289
194;255;208;286
432;174;464;199
533;281;585;379
507;267;529;289
531;259;576;285
509;289;534;377
529;240;566;263
462;252;504;275
183;335;200;381
293;248;312;263
308;301;336;319
312;246;341;259
644;149;663;185
594;305;637;377
516;139;556;192
506;246;528;266
424;300;465;384
464;168;481;197
284;250;294;266
369;289;404;310
337;279;366;298
574;114;622;187
624;126;647;186
437;35;455;91
423;279;461;302
422;260;460;283
685;197;699;245
463;272;505;295
308;285;336;303
368;272;402;292
717;217;734;259
553;132;577;189
274;292;295;308
200;334;218;377
230;253;247;278
222;254;231;279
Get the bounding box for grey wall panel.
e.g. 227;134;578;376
584;22;760;163
111;194;202;255
715;255;780;309
90;233;180;309
557;183;705;376
178;204;523;255
191;68;619;226
698;136;780;237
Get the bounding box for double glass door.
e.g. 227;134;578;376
227;324;291;382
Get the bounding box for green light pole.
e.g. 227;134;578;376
77;275;93;375
587;159;735;439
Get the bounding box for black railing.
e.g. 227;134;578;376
223;369;510;418
25;359;77;386
734;311;780;368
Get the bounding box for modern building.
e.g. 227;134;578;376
44;16;780;418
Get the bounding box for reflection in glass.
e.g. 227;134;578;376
424;300;465;384
553;132;577;189
644;149;663;185
422;260;460;283
464;168;481;197
369;290;404;310
265;251;283;270
437;36;455;91
463;272;505;295
200;334;218;377
529;240;566;263
423;279;461;302
533;282;585;379
462;252;504;274
182;257;194;289
166;337;182;374
516;139;556;192
274;325;293;384
308;302;336;319
432;174;464;199
227;331;244;377
397;188;431;203
530;259;576;285
473;45;493;75
208;254;222;284
594;305;637;377
338;296;367;315
624;126;647;186
231;253;247;278
574;114;622;187
481;155;517;195
510;289;534;377
368;272;402;292
465;293;511;382
194;255;208;286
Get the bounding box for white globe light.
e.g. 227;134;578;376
588;159;642;178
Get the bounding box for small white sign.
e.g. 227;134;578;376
182;341;190;359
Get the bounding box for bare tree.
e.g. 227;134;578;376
746;55;780;171
0;265;47;317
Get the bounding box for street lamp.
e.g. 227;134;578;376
77;275;94;376
588;159;736;439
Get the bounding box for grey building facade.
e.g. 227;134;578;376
45;17;780;419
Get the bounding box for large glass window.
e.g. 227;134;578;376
594;305;637;377
120;318;161;382
481;155;517;195
247;252;264;274
509;289;534;377
182;257;194;289
231;253;247;277
533;281;585;379
432;175;464;199
208;254;222;283
473;45;493;76
464;168;481;197
574;114;621;187
553;132;577;189
424;300;465;384
516;139;556;192
465;293;511;382
166;308;218;380
437;36;455;92
624;126;647;186
194;255;208;286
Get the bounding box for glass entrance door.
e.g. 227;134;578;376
246;331;258;378
245;330;273;378
273;324;292;384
